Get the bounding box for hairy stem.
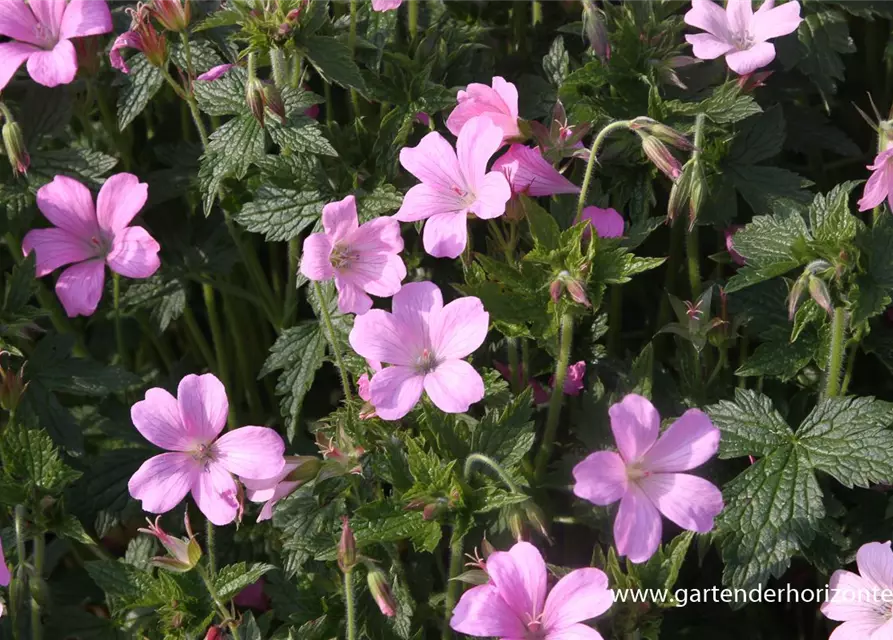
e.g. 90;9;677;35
313;281;354;407
283;238;300;327
12;504;27;637
534;312;574;482
30;531;44;640
113;273;127;369
464;453;521;493
685;114;706;298
408;0;419;37
442;531;465;640
205;519;216;575
576;120;631;219
824;307;847;398
344;570;357;640
506;337;522;393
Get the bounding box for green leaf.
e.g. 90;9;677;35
543;36;569;87
0;422;81;493
260;322;327;441
735;331;819;380
852;214;893;325
664;82;762;124
352;500;443;553
26;334;140;395
357;184;403;219
522;196;560;251
302;36;367;92
194;67;248;116
116;55;164;130
794;9;855;104
29;149;117;186
707;391;893;589
726;106;785;166
85;560;153;601
214;562;276;603
808;181;860;246
199;113;266;213
272;489;344;575
267;117;338;156
236;185;325;242
725;164;812;214
53;514;97;545
469;388;535;470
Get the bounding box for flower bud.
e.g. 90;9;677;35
630;117;694;151
151;0;191;32
0;357;27;412
2;120;29;176
366;566;397;617
549;279;563;305
246;77;266;126
263;83;286;125
204;627;223;640
808;276;833;316
74;36;103;77
137;510;201;573
338;517;357;573
638;133;682;181
581;0;610;62
565;278;591;307
481;538;495;559
126;4;167;68
508;506;525;542
787;273;809;320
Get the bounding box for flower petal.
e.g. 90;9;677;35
359;253;406;298
191;462;239;526
255;480;301;522
725;0;753;39
486;541;548;622
0;539;9;586
641;408;720;473
395;183;466;222
0;0;41;45
424;359;485;414
470;171;511;220
196;63;234;81
725;42;776;75
829;619;890;640
0;41;38;91
821;569;888;623
36;175;99;239
26;38;77;87
177;373;228;444
214;426;285;480
27;0;65;34
857;541;893;592
638;472;723;533
335;279;373;315
614;484;662;563
55;259;105;317
300;233;335;281
492;145;580;197
22;227;94;277
369;365;425;420
430;296;488;359
59;0;112;39
348;216;404;255
546;624;605;640
322;195;359;242
446;77;520;140
350;309;418;366
391;280;443;327
423;212;468;258
491;76;519;119
572;451;628;506
457;116;504;192
579;206;624;239
131;387;191;451
543;568;612;631
107;226;161;278
684;33;736;59
751;0;801;41
399;131;466;196
96;173;149;233
109;31;141;73
450;584;526;638
609;394;660;463
858;163;891;212
128;452;197;514
683;0;732;41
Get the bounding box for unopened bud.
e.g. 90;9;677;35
522;500;550;540
565;278;591;307
246;77;266;126
151;0;191;32
550;278;563;304
508;507;525;542
338;517;357;573
137;510;202;573
581;0;610;62
2;120;29;176
630;117;694;151
366;566;397;618
787;274;808;320
0;357;27;412
638;133;682;181
263;83;286;125
808;276;833;316
481;538;495;559
204;627;223;640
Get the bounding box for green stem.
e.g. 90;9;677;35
737;336;749;389
408;0;419;37
344;570;357;640
12;504;27;637
532;0;542;25
30;531;44;640
283;238;300;327
534;312;574;482
313;281;354;406
840;333;862;395
113;273;127;369
685;114;706;298
824;307;847;398
464;453;521;493
205;519;216;575
442;531;465;640
576;121;631;219
512;1;528;54
197;563;239;640
182;303;217;371
223;294;263;417
657;219;685;335
606;285;622;356
203;284;236;429
506;337;522;394
269;47;288;88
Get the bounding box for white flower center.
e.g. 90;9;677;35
732;30;755;50
414;348;439;375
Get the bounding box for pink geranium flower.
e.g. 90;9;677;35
684;0;802;76
23;174;161;318
234;578;270;611
0;0;112;90
301;195;406;315
128;374;286;526
557;360;586;395
349;281;489;420
395;116;511;258
241;455;319;522
196;63;233;82
858;148;893;212
446;76;521;142
0;538;8;587
358;359;383;419
578;206;625;239
492;144;580;197
109;4;166;74
821;541;893;639
451;541;613;640
372;0;402;10
572;394;723;563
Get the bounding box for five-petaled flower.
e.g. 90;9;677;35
446;76;521;143
684;0;803;76
349;281;489;420
858;148;893;213
301;195;406;315
128;374;286;526
492;144;580;198
450;541;613;640
241;456;320;522
396;116;511;258
23;173;161;317
821;541;893;640
0;0;112;90
572;394;723;563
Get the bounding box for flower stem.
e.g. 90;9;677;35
685;114;706;298
30;530;44;640
344;569;357;640
506;337;522;394
313;281;354;407
442;529;465;640
270;47;288;88
576;120;631;219
223;294;263;416
464;453;521;493
824;307;847;399
534;312;574;482
182;303;217;371
408;0;419;37
283;238;300;327
205;519;216;575
113;273;127;369
203;284;236;429
840;329;863;395
12;504;27;635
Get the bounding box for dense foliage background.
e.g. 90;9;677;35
4;0;893;638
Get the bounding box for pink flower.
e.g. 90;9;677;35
724;225;745;265
349;282;489;420
578;206;625;239
395;116;511;258
127;374;286;526
495;360;584;403
22;174;161;318
0;0;112;90
450;541;613;639
0;538;8;587
372;0;403;10
138;512;201;572
110;4;166;74
300;195;406;315
358;359;382;419
684;0;802;76
196;63;234;82
492;145;580;197
558;361;586;395
233;579;270;611
446;76;521;142
858;148;893;212
241;456;319;522
821;541;893;639
572;394;723;563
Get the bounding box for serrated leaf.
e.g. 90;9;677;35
852;214;893;325
357;184;403;219
272;489;344;575
268;117;338;156
352;500;443;552
205;114;265;178
808;181;860;246
236;185;325;241
0;421;81;493
726;164;812;214
302;35;367;92
735;331;819;380
117;55;164;130
29;149;117;186
795;9;855;104
214;562;276;603
543;36;569;87
469;388;535;470
194;67;248;116
522;196;560;251
27;334;140;395
85;560;153;601
665;82;762;124
726;106;785;166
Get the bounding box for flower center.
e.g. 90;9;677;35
626;461;652;482
33;22;57;49
330;242;359;271
524;614;546;640
191;443;215;469
88;233;113;258
732;31;754;50
415;348;439;374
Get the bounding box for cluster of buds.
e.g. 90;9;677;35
138;510;202;573
276;1;308;40
507;499;550;543
668;154;706;226
788;260;834;319
550;269;591;308
151;0;191;32
316;430;364;478
404;488;460;522
338;518;398;618
246;77;286;127
660;287;727;353
629;117;694;182
581;0;610;62
529;101;591;163
0;353;27;412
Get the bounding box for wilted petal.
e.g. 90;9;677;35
492;145;580;197
0;538;9;586
196;63;234;81
109;31;142;73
